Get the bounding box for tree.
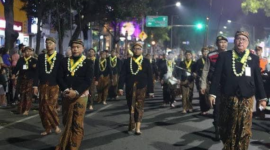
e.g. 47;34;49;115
241;0;270;16
21;0;53;54
1;0;19;51
50;0;71;54
68;0;151;46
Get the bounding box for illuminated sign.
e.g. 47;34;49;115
0;18;23;32
120;21;141;38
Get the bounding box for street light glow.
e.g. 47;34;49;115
151;41;156;45
227;20;232;23
176;2;181;7
223;26;227;29
196;23;203;29
219;31;223;34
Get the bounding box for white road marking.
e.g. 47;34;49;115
0;114;39;130
85;104;112;117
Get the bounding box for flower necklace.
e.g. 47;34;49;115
232;49;250;76
110;56;117;68
130;55;143;75
45;51;57;74
68;55;86;76
99;58;107;71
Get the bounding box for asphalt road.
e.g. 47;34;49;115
0;84;270;150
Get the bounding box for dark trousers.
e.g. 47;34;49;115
163;83;176;104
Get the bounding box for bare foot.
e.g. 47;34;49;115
41;130;51;136
23;111;29;115
55;127;61;134
89;105;93;110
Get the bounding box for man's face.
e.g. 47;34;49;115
46;41;56;51
185;53;192;60
133;46;143;56
71;43;84;57
111;51;116;57
24;49;32;57
88;50;95;57
202;50;209;58
101;52;107;59
256;50;263;57
234;35;249;52
217;40;228;51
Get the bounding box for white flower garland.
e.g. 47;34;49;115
67;55;86;75
130;57;143;75
232;50;249;77
45;53;57;74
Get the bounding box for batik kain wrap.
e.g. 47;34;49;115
18;78;33;113
126;82;146;130
39;84;60;133
55;96;87;150
219;96;253;150
89;79;96;105
181;80;194;110
108;74;119;98
97;75;110;103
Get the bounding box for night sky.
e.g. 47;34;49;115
159;0;270;48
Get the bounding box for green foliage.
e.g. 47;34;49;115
241;0;270;17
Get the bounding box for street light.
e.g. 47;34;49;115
227;20;232;23
176;2;181;7
223;26;227;29
219;31;223;34
151;41;156;45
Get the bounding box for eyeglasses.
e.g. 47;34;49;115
134;48;142;50
236;37;248;42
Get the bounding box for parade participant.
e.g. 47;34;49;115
200;35;228;140
179;50;196;113
145;53;158;96
159;53;179;107
33;37;63;135
96;51;112;105
87;48;99;110
56;39;93;150
255;46;268;119
195;47;210;115
118;42;154;135
108;50;121;100
209;31;266;150
12;47;37;115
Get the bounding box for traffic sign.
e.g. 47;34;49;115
139;31;148;41
146;16;168;27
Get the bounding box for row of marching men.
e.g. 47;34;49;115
11;36;156;149
10;37;124;149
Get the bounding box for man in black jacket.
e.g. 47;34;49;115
108;50;122;100
118;42;154;135
179;50;196;113
33;37;63;136
56;39;93;150
209;31;267;150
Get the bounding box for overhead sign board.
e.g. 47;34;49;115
146;16;168;27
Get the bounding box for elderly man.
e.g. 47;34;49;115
209;31;267;150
